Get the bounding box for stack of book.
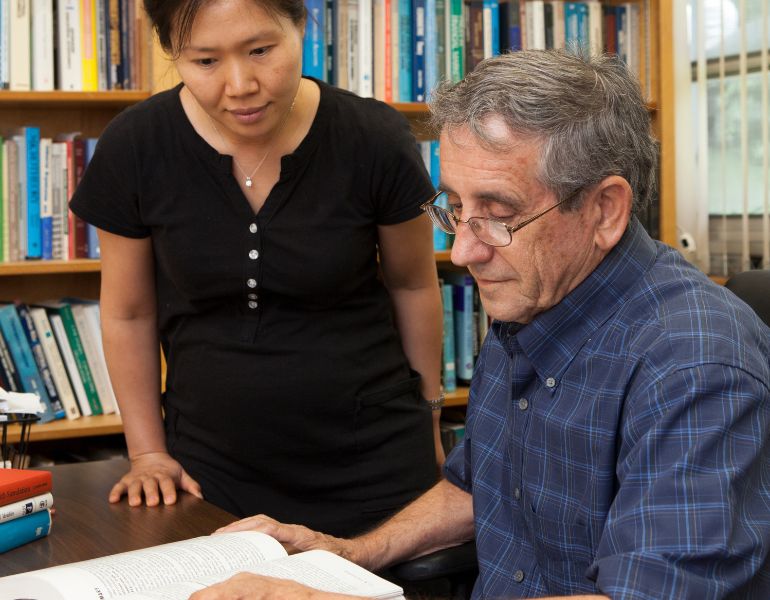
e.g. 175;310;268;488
0;468;53;553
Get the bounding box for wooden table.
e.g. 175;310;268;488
0;459;237;577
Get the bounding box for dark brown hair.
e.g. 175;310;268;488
144;0;307;55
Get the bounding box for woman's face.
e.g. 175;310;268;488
174;0;304;142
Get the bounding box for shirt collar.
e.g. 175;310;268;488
497;217;658;384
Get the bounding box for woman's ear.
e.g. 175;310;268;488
589;176;633;251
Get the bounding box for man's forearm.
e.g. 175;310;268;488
351;479;474;571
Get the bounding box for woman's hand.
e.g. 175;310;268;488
109;452;203;507
188;573;362;600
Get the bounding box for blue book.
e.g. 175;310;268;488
442;272;475;383
565;2;589;51
424;0;437;99
441;282;457;392
429;141;447;251
15;303;66;419
483;0;500;56
412;0;426;101
24;126;41;259
303;0;326;79
325;0;335;83
615;5;628;64
398;0;413;101
0;304;62;422
0;509;52;553
84;138;101;258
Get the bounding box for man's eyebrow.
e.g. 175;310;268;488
476;191;526;212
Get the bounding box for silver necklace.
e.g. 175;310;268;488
209;99;295;189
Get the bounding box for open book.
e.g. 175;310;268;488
0;531;404;600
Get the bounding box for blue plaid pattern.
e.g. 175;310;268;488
444;218;770;599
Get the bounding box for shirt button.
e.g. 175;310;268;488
545;377;556;388
513;569;525;583
249;223;258;233
248;300;258;309
247;279;257;288
249;249;259;260
247;293;258;300
518;398;528;411
513;487;521;500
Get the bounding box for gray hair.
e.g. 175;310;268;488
428;49;658;216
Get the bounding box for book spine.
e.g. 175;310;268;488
0;327;22;392
334;0;349;89
56;305;103;415
0;509;52;553
303;0;325;79
81;0;98;90
0;470;52;503
441;282;457;392
325;0;335;83
56;0;83;90
39;137;53;259
482;0;499;57
357;0;373;97
30;307;80;419
49;312;92;416
16;303;66;418
14;133;28;259
0;305;58;422
9;0;31;90
119;0;131;88
0;136;5;261
0;492;54;524
447;0;463;82
0;0;10;88
505;0;522;52
96;0;108;89
25;126;42;259
373;0;386;99
397;0;412;100
31;0;55;90
411;0;426;102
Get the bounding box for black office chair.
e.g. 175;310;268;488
725;269;770;326
390;541;478;600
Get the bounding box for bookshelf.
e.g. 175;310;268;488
1;0;670;445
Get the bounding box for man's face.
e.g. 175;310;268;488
442;123;606;324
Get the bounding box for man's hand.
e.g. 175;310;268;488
188;573;363;600
214;515;369;567
108;452;203;507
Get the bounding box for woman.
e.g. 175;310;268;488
70;0;444;537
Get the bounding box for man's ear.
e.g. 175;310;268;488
589;176;632;251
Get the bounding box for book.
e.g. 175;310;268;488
0;508;52;553
39;136;53;259
0;491;53;524
0;531;405;600
48;312;92;416
29;307;81;419
0;325;22;392
0;468;52;504
56;0;83;90
81;0;99;90
23;125;42;259
0;304;63;422
15;302;67;418
0;0;9;89
302;0;325;79
9;0;31;90
31;0;55;90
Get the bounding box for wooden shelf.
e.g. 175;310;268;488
0;259;101;276
5;413;123;444
0;90;151;108
445;386;469;407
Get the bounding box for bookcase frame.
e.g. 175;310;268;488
1;0;670;445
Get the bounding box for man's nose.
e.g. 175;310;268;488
450;222;495;268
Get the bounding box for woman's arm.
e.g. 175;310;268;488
377;214;445;466
98;229;202;506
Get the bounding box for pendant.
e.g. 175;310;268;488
245;177;253;188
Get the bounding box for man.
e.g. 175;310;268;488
191;50;770;599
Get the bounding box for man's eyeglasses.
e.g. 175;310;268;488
420;190;570;248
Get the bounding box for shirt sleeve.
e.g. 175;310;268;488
588;362;770;598
368;103;435;226
69;109;150;239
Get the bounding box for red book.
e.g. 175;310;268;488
0;469;53;505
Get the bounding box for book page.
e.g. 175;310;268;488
121;550;404;600
0;531;286;600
